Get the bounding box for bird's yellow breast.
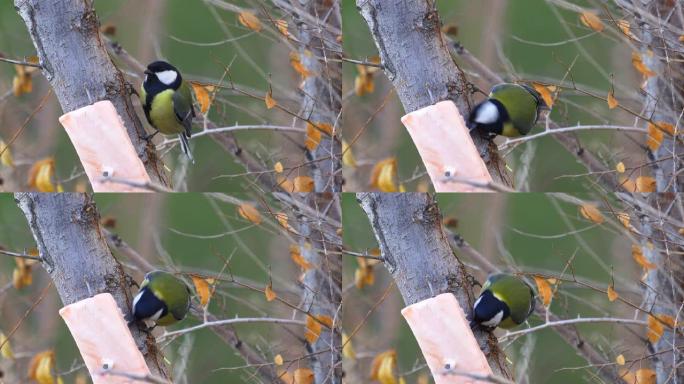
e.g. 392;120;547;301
148;89;184;135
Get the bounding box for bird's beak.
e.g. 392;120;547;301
144;69;153;76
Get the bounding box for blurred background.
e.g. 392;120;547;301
0;0;312;192
342;0;648;192
342;193;647;383
0;193;316;383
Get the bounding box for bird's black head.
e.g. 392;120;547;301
143;60;182;92
472;290;510;329
467;99;509;138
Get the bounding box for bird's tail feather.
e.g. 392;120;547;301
179;133;195;164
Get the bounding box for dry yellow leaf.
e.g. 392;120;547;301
342;139;356;167
580;11;604;32
274;161;284;173
265;283;277;302
265;90;277;109
533;275;552;307
190;82;213;114
290;244;312;270
616;20;637;40
0;140;14;167
607;285;619;302
647;314;664;343
607;90;619;109
579;204;604;224
293;368;314;384
342;333;355;359
275;19;290;38
237;203;262;224
632;51;656;77
652;121;676;136
191;275;212;306
274;354;284;366
305;123;321;151
355;65;375;97
13;256;35;289
369;157;398;192
13;62;38;97
621;368;656;384
277;176;295;193
532;82;556;108
238;11;262;32
289;52;312;78
370;349;397;384
28;350;55;384
616;354;625;365
616;162;626;173
305;315;322;344
275;212;288;228
632;244;657;270
616;212;632;230
635;176;656;192
317;315;333;329
0;331;13;359
619;176;638;192
27;158;56;192
354;257;376;289
293;176;314;192
647;122;664;151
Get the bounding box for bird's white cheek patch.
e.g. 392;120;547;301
481;310;504;327
150;308;164;321
474;101;499;124
156;70;178;85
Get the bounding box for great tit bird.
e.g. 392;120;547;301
467;83;544;138
140;61;196;162
471;273;535;329
132;270;191;327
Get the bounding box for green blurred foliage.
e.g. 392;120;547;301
343;193;640;383
342;0;642;192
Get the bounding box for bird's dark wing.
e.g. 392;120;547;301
173;81;195;138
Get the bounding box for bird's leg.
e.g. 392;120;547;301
125;273;139;289
140;129;160;142
126;81;139;98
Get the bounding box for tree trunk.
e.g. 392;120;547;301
298;193;343;383
631;1;684;381
298;0;343;193
14;0;168;186
357;192;512;378
14;193;168;379
355;0;512;186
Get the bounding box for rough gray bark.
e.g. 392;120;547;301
14;0;168;186
298;0;343;193
357;193;512;379
355;0;512;186
14;193;168;378
631;193;684;383
298;193;343;384
635;0;684;193
630;1;684;381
